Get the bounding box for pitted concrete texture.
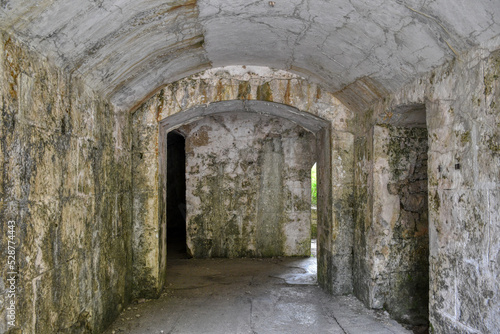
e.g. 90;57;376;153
103;255;411;334
1;0;498;111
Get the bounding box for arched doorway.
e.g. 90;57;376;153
158;100;333;286
132;78;356;299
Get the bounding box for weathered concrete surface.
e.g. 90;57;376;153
327;130;355;295
1;0;499;112
102;257;411;334
0;33;133;333
178;112;315;258
357;47;500;333
132;68;355;298
157;66;352;130
0;2;499;332
353;130;373;308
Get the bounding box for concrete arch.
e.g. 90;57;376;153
158;99;330;263
132;75;355;297
135;66;352;132
159;99;329;133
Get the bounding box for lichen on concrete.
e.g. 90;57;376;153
0;33;133;333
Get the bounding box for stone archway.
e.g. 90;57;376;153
159;100;328;257
157;100;332;285
131;67;355;298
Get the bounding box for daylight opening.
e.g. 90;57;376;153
311;162;318;258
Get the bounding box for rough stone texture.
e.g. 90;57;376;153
157;66;351;130
325;129;355;295
178;112;315;258
131;95;162;299
0;33;133;333
360;47;500;333
1;0;499;112
132;67;355;297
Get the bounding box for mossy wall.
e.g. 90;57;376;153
179;112;315;258
0;33;133;333
372;125;429;325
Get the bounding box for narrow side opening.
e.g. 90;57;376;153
374;104;429;331
167;131;187;258
311;162;317;258
390;125;429;328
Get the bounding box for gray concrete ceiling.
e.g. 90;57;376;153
1;0;499;112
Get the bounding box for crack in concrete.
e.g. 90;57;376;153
285;0;311;70
320;304;347;334
249;297;256;334
469;10;498;40
403;4;460;58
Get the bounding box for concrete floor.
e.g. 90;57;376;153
103;241;411;334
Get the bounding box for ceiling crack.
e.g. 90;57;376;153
403;4;460;59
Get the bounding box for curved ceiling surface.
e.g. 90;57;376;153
1;0;499;111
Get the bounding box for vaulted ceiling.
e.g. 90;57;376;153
1;0;499;111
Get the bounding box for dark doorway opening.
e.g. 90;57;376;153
167;131;187;258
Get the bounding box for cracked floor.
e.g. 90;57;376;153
103;241;411;334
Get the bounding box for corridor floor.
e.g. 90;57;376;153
103;245;411;334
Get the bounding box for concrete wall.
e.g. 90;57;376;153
358;48;500;333
0;33;133;333
353;130;373;306
178;112;316;258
